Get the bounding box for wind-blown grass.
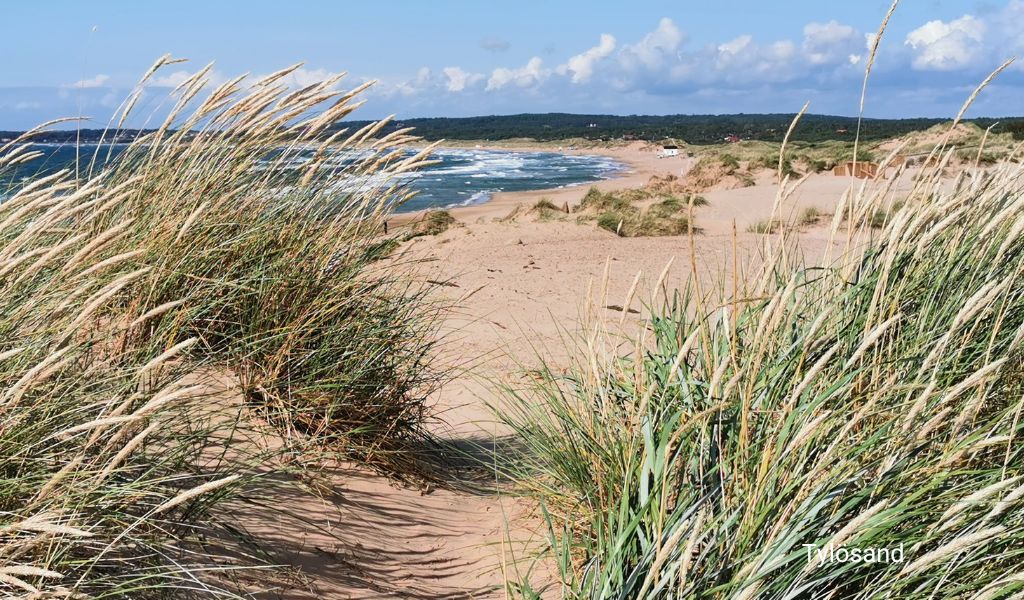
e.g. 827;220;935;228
498;145;1024;597
0;58;442;596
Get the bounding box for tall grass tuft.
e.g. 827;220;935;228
1;59;442;596
498;145;1024;597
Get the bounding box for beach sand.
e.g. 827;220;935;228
253;142;928;598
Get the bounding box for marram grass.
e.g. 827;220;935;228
1;58;442;596
498;143;1024;598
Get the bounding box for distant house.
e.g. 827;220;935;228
833;161;878;179
660;144;680;157
724;134;741;143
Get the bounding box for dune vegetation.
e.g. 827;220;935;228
0;58;443;596
576;187;706;238
497;123;1024;597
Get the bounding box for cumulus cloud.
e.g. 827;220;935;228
619;17;684;72
149;68;231;88
149;70;194;88
707;36;797;83
487;57;547;91
392;67;434;96
442;66;483;92
374;4;1018;111
905;15;987;71
561;33;616;83
480;37;511;53
803;20;862;65
275;67;343;89
64;74;110;89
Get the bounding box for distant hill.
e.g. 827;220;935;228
337;113;1024;144
5;113;1024;145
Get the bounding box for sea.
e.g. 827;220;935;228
0;144;624;213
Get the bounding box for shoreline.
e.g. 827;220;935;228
392;141;686;225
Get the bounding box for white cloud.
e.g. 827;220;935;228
704;36;797;83
150;70;193;88
149;68;231;88
276;67;343;89
619;17;684;72
442;66;483;92
562;33;616;83
905;15;986;71
65;74;110;89
803;20;861;66
716;35;754;63
392;67;433;96
320;5;1022;116
487;57;547;91
994;0;1024;69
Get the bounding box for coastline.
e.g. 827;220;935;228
392;141;685;225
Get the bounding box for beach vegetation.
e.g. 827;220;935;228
798;205;825;226
406;209;457;239
747;218;782;233
498;152;1024;598
718;153;740;171
530;198;567;222
596;212;627;236
576;186;636;214
0;59;443;596
582;188;702;237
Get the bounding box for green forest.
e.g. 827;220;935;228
6;113;1024;145
346;113;1024;144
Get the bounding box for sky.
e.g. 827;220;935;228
1;0;1022;129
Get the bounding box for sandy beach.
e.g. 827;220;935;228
9;3;1022;597
250;141;935;598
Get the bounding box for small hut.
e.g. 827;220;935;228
833;161;878;179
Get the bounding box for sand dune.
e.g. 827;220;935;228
244;142;946;597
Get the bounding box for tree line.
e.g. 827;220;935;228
5;113;1024;145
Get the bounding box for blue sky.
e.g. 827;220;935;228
1;0;1022;129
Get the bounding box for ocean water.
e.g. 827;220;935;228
1;144;624;213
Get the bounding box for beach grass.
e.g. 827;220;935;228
407;209;457;238
0;59;442;596
530;197;567;222
798;205;825;225
496;140;1024;597
747;218;782;233
580;187;703;237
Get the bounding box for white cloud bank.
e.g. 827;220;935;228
905;15;987;71
487;57;547;91
803;20;863;65
65;74;110;89
443;66;483;92
34;2;1024;124
561;33;616;83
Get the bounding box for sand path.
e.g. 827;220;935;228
248;143;923;598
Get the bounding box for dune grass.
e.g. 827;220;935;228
579;187;704;237
530;198;567;222
798;205;825;225
406;209;457;239
0;59;442;596
497;143;1024;597
747;218;782;234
